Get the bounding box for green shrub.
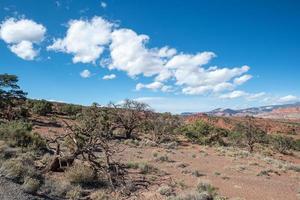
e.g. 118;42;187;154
271;135;294;154
31;100;52;116
196;181;218;198
180;120;228;146
293;139;300;151
0;121;46;150
157;185;173;196
232;118;267;152
58;104;82;116
65;163;95;185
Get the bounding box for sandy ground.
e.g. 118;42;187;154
29;115;300;200
0;177;43;200
115;142;300;200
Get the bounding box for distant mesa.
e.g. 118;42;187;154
181;102;300;120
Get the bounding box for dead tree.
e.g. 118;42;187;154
45;106;126;188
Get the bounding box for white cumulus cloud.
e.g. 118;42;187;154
47;16;113;64
136;81;164;91
100;1;107;8
47;16;258;97
277;95;299;103
234;74;252;85
0;17;46;60
220;90;266;100
109;28;166;77
219;90;248;99
80;69;91;78
102;74;116;80
9;41;38;60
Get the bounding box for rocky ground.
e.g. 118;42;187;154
0;177;42;200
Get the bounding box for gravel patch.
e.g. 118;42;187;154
0;177;44;200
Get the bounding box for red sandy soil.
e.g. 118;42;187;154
115;142;300;200
30;114;300;200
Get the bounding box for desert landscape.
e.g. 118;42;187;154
0;73;300;200
1;1;300;199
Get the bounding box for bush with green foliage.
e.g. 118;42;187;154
0;121;46;150
271;135;294;154
180;120;228;146
0;74;27;120
58;104;82;116
145;112;182;143
232;117;266;152
31;100;52;116
293;139;300;151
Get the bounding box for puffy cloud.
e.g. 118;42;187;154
219;90;248;99
109;29;166;77
47;16;256;97
161;85;174;92
277;95;299;103
157;46;177;58
108;28;251;95
234;74;252;85
80;69;91;78
100;1;107;8
0;18;45;43
246;92;266;100
102;74;116;80
136;81;164;91
175;65;249;94
0;17;46;60
9;41;37;60
166;52;216;70
47;16;113;64
220;90;266;100
136;82;173;93
182;82;234;95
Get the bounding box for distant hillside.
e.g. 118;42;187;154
204;102;300;120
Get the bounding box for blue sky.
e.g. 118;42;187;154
0;0;299;113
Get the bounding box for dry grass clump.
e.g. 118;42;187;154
157;154;169;162
168;181;223;200
286;164;300;172
22;177;40;194
66;186;82;200
192;170;206;177
123;139;140;147
126;162;154;174
0;155;38;183
41;179;72;198
65;163;95;185
196;181;218;198
177;163;189;168
90;190;112;200
157;185;173;196
168;192;212;200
